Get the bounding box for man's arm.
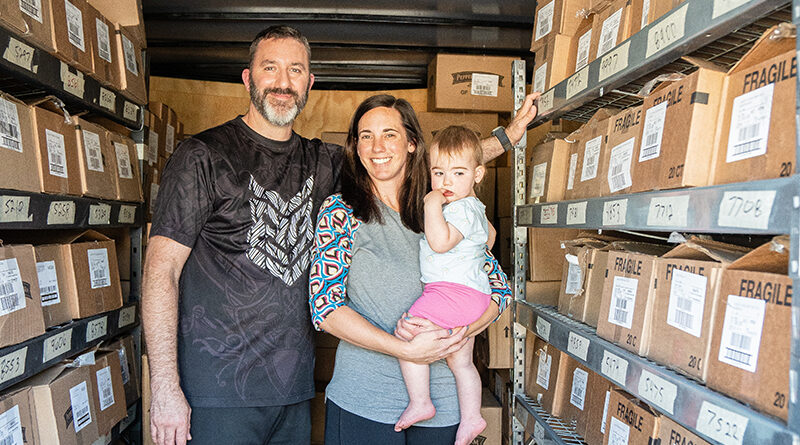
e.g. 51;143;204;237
480;92;542;163
142;236;192;445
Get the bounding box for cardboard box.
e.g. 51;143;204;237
553;355;593;429
34;244;74;328
100;335;140;405
525;120;583;157
320;131;347;147
605;105;643;196
657;415;712;445
496;167;512;218
527;138;572;203
648;238;751;382
28;364;100;444
558;238;611;327
524;334;566;415
31;103;82;196
427;54;516;112
596;242;670;356
564;108;616;200
85;3;121;89
0;244;46;348
487;308;512;369
531;0;592;50
416;111;499;147
74;117;116;199
532;34;573;93
0;387;39;445
632;62;726;192
583;376;615;445
591;0;634;61
711;24;796;185
86;0;145;49
570;13;596;73
529;228;580;282
526;280;562;306
603;389;660;445
707;236;792;421
476;166;495;221
0;93;42;193
89;350;127;435
0;0;54;52
475;389;502;445
51;0;94;73
115;24;147;105
108;132;143;202
641;0;685;29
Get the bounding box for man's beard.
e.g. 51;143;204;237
249;76;310;127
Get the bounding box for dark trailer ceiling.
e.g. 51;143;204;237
142;1;535;90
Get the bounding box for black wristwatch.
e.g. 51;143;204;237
492;126;514;152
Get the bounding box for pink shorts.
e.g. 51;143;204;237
408;281;492;329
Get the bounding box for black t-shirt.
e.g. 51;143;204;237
151;117;343;407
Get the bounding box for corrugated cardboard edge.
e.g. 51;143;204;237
662;236;752;264
727;23;796;75
608;241;671;256
727;235;790;274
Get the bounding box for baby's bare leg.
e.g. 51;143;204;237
446;337;486;445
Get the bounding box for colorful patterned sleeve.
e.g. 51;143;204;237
484;249;512;320
309;194;360;330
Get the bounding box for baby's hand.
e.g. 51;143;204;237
424;189;446;206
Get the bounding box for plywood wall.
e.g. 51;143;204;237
149;76;428;138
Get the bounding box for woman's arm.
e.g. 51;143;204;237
485;248;512;319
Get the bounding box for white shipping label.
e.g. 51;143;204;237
566;201;587;225
124;102;138;122
64;0;85;52
696;400;749;445
540;204;557;225
598;8;623;58
726;83;774;163
36;261;61;307
576;30;592;71
639;101;668;162
114;142;133;179
20;0;44;23
609;275;638;329
0;98;23;152
82;130;104;173
603;199;628;226
45;129;68;178
581;136;602;181
118;306;136;328
47;200;76;225
638;369;678;414
536;352;551;389
566;152;578;191
99;87;115;111
96;366;115;410
538;89;554;114
150;183;160;214
122;35;138;75
534;63;547;94
718;190;776;230
566;66;589;100
667;269;707;337
87;248;111;289
88;203;111;225
536;317;551;341
713;0;750;19
69;381;92;432
646;5;688;58
599;41;630;82
85;316;107;342
166;124;175;154
147;131;158;164
534;422;545;442
570;367;589;410
567;332;590;361
118;205;136;224
95;18;111;63
601;391;611;434
118;347;130;385
641;0;651;28
0;405;23;445
0;347;26;385
647;195;690;227
601;350;628;386
470;73;499;97
535;1;555;41
718;295;765;373
608;416;631;445
607;138;635;193
43;329;72;362
564;260;582;295
0;259;25;317
531;162;547;198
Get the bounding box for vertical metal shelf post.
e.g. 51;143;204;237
791;0;800;435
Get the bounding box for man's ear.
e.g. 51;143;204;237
242;68;251;92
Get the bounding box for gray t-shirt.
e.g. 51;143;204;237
324;201;460;426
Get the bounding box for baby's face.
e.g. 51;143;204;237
429;148;484;203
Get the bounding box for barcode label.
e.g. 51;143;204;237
570;367;588;410
0;405;23;445
535;1;555;41
19;0;43;23
82;130;104;173
122;35;138;75
150;183;160;214
608;275;637;329
639;101;667;162
530;162;547;198
96;366;115;410
598;8;623;58
87;248;110;289
147;130;159;164
718;294;765;373
608;416;630;445
69;381;92;432
536;352;551;390
118;347;130;385
470;73;499;97
45;129;68;178
0;259;25;317
0;98;22;153
95;18;112;63
166;124;175;154
564;259;581;295
36;261;61;306
607;138;635;192
566;153;578;191
726;83;773;163
580;136;602;181
114;142;133;179
666;269;707;337
534;63;547;93
575;29;592;71
64;0;85;52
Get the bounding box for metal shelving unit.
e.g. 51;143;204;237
511;0;799;444
0;189;144;229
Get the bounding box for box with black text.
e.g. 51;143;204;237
89;351;127;435
0;0;54;52
604;105;643;196
100;335;140;405
31;103;82;196
531;0;591;51
0;244;46;348
74;117;117;199
85;3;121;89
532;34;573;93
51;0;94;73
527;138;572;203
0;92;41;193
28;364;100;445
563;108;616;200
558;238;611;327
0;387;39;445
428;54;516;112
524;333;566;416
603;389;660;445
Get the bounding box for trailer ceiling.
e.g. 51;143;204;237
142;1;535;90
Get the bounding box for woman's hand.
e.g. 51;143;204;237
395;313;443;340
399;326;469;364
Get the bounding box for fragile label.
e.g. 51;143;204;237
536;316;551;341
0;196;32;223
566;152;578;191
19;0;44;23
581;136;602;181
530;162;547;198
89;203;111;225
603;199;628;226
534;63;547;94
540;204;558;225
598;8;623;57
647;195;690;227
86;316;107;342
713;0;750;19
69;381;92;432
696;400;749;445
95;18;112;63
118;205;136;224
535;1;555;41
36;260;61;306
96;366;115;410
565;259;581;295
122;34;138;75
566;201;587;225
609;275;638;329
0;404;23;445
87;248;111;289
45;128;68;178
570;367;588;410
0;97;23;152
114;142;134;179
3;37;35;72
538;89;554;114
471;73;499;97
47;200;75;225
575;29;592;71
83;130;104;172
60;62;85;98
638;369;677;414
718;294;765;373
43;328;72;362
607;138;635;193
717;190;775;230
0;347;26;385
608;416;631;445
639;101;667;162
536;352;551;389
99;87;116;112
667;269;707;337
119;306;136;328
567;332;590;361
0;258;25;317
599;41;630;82
601;350;628;386
566;66;589;100
646;4;688;58
726;83;773;163
123;102;138;122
